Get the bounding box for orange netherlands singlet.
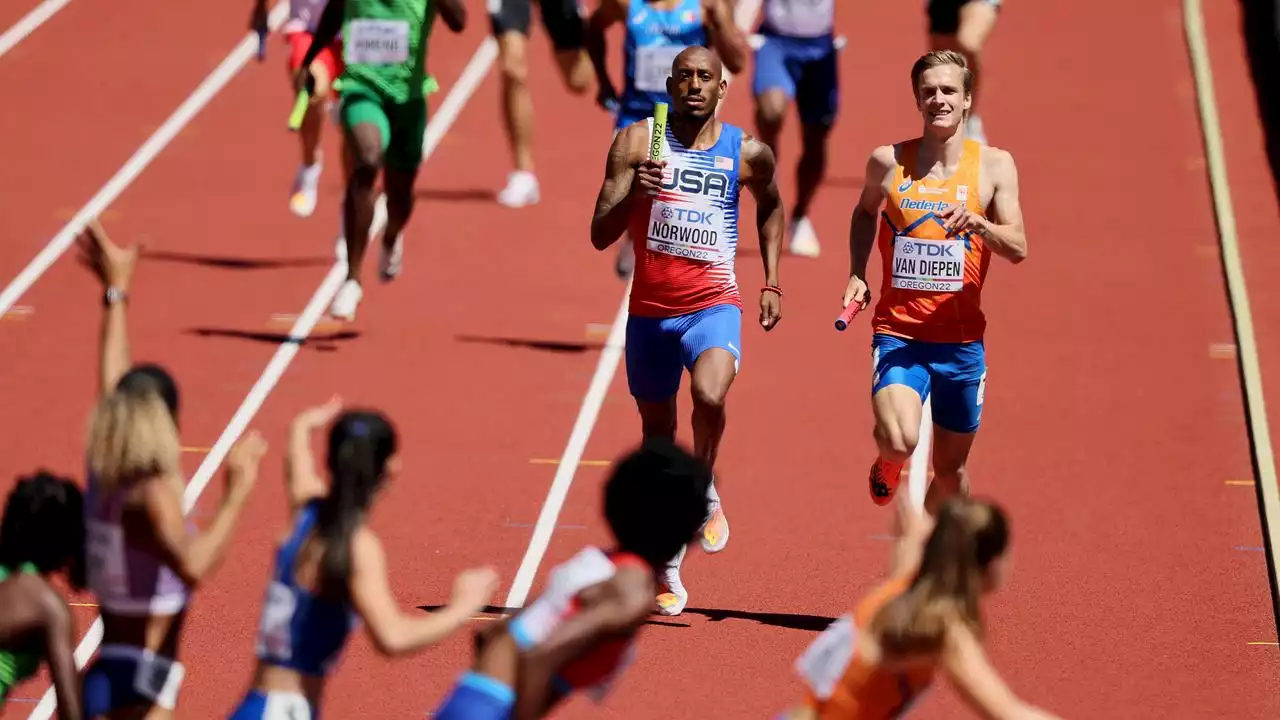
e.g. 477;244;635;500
872;138;991;344
792;576;935;719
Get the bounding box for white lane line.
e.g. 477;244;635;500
1182;0;1280;624
0;0;291;318
500;0;764;610
908;400;931;511
504;286;631;608
0;0;72;60
27;34;500;720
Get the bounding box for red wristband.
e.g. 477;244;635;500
761;285;783;297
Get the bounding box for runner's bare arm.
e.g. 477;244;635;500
436;0;467;32
349;529;497;656
301;0;346;69
942;623;1063;720
39;587;82;720
850;146;896;281
76;221;136;396
136;434;262;589
513;572;653;720
973;149;1027;263
703;0;750;74
590;124;646;250
284;397;342;513
586;0;626;99
743;135;784;287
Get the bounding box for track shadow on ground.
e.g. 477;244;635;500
415;187;496;203
455;334;604;354
416;604;692;628
142;249;332;270
678;607;838;632
185;327;360;352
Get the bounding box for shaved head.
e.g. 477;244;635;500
666;45;726;119
671;45;722;81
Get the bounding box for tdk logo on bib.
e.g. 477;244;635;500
663;168;731;199
661;206;717;225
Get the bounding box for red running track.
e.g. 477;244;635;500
1;0;1278;718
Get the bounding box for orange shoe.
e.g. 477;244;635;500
868;458;904;506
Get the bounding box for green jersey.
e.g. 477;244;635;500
0;564;41;701
342;0;437;103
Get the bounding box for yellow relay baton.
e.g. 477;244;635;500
650;101;667;161
287;89;310;132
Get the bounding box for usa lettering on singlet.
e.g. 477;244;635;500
346;19;409;64
644;124;739;265
762;0;834;37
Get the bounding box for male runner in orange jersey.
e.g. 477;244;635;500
840;50;1026;514
926;0;1001;142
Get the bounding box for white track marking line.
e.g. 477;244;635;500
501;0;763;611
26;35;498;720
908;400;930;511
0;0;72;60
505;286;630;608
0;0;291;318
1182;0;1280;623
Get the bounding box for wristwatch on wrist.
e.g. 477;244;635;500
103;286;127;306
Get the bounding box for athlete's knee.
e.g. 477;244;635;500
498;35;530;85
558;50;592;94
873;418;918;462
346;132;384;179
755;90;788;130
690;376;728;412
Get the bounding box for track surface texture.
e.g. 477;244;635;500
1;0;1278;718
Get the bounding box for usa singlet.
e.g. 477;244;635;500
629;118;744;318
872;138;991;344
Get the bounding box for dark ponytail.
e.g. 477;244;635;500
315;411;397;597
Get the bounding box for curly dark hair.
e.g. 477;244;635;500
604;437;712;570
0;471;86;589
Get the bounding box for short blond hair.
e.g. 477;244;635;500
910;50;973;96
86;388;181;490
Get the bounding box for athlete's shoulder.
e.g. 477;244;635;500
866;144;900;181
614;119;652;158
737;128;777;182
978;144;1018;182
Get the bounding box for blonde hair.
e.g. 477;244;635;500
868;497;1009;656
910;50;974;98
86;388;181;490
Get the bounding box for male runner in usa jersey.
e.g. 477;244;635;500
841;50;1026;515
589;46;784;615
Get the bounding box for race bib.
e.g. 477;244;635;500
85;520;129;597
794;614;856;701
132;650;185;710
346;19;410;65
646;199;729;264
890;235;964;292
255;581;297;661
635;44;685;93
